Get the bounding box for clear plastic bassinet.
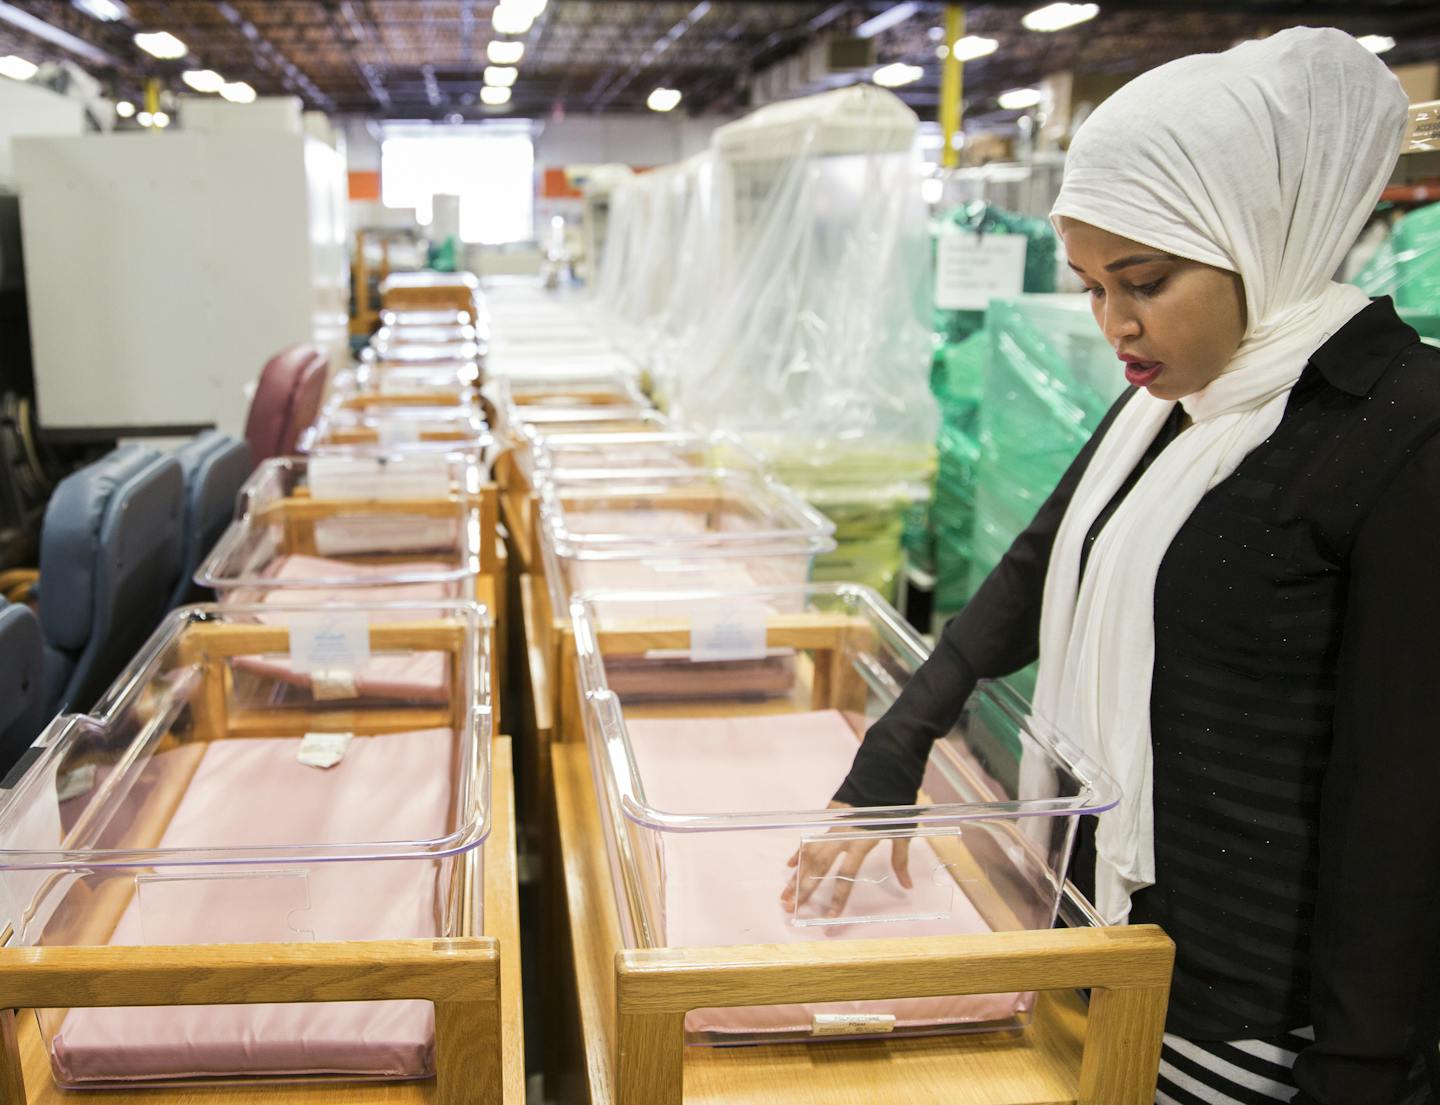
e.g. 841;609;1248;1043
537;467;836;615
197;454;482;605
0;599;492;1088
299;400;494;457
571;583;1118;1047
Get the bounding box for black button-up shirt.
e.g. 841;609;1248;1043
837;298;1440;1104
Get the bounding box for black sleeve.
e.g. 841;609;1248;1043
1291;431;1440;1105
833;388;1138;808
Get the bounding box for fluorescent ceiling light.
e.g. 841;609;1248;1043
951;35;998;61
0;54;37;80
136;110;152;125
998;86;1044;109
182;68;224;93
491;4;534;36
73;0;128;20
856;2;920;39
115;99;135;117
873;62;923;88
487;40;524;64
646;87;681;112
483;65;517;87
1022;3;1099;32
1358;34;1395;54
480;85;511;106
220;80;255;103
134;30;187;59
152;110;169;128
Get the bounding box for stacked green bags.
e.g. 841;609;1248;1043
921;203;1060;619
970;295;1125;601
1353;201;1440;340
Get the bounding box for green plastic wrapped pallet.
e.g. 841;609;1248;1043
1353;201;1440;338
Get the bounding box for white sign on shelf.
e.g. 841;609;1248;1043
934;229;1028;311
690;603;769;663
288;613;371;674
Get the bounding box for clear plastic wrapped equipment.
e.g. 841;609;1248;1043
969;296;1125;609
631;87;941;600
0;600;492;1087
198;454;483;606
667;86;937;455
1352;200;1440;339
572;583;1117;1046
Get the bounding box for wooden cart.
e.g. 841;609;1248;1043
0;616;524;1104
542;612;1174;1105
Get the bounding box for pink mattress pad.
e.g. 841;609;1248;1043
235;555;460;702
50;728;456;1084
625;710;1025;1037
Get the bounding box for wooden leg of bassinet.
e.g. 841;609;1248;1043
0;1010;26;1104
436;996;504;1105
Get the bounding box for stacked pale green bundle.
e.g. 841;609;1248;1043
1353;201;1440;339
770;444;935;600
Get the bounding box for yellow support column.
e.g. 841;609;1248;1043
940;4;964;168
144;76;161;131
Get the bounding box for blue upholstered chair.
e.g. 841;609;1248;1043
37;445;184;716
0;597;46;779
170;431;252;607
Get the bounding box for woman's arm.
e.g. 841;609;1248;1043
1292;430;1440;1105
833;387;1139;808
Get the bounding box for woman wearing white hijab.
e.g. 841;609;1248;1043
791;26;1439;1105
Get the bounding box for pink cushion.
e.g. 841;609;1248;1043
51;728;456;1083
625;710;1027;1038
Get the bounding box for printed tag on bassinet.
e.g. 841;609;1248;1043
298;731;353;769
690;603;768;662
289;613;371;674
811;1013;896;1037
376;420;421;446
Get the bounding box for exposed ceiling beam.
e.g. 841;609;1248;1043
0;0;121;66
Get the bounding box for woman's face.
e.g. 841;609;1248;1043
1058;218;1247;401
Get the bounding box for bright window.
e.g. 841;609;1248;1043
381;124;534;244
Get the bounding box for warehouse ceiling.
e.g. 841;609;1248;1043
0;0;1437;122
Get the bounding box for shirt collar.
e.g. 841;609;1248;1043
1307;296;1420;397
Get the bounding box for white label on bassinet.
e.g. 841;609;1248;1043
307;456;450;502
690;603;768;662
811;1013;896;1036
289;613;371;674
935;228;1027;311
298;731;353;769
311;669;358;701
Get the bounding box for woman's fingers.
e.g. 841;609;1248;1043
825;846;872;918
891;836;914;890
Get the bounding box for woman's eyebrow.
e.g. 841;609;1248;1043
1066;252;1176;276
1104;252;1175;271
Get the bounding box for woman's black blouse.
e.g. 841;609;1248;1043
835;299;1440;1105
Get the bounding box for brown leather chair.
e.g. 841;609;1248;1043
243;344;330;464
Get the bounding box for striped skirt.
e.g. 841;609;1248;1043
1157;1029;1434;1105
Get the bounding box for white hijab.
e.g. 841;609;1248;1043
1038;27;1408;925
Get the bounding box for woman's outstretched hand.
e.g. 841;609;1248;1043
780;800;914;919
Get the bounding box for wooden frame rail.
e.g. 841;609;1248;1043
614;927;1174;1105
0;939;501;1105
